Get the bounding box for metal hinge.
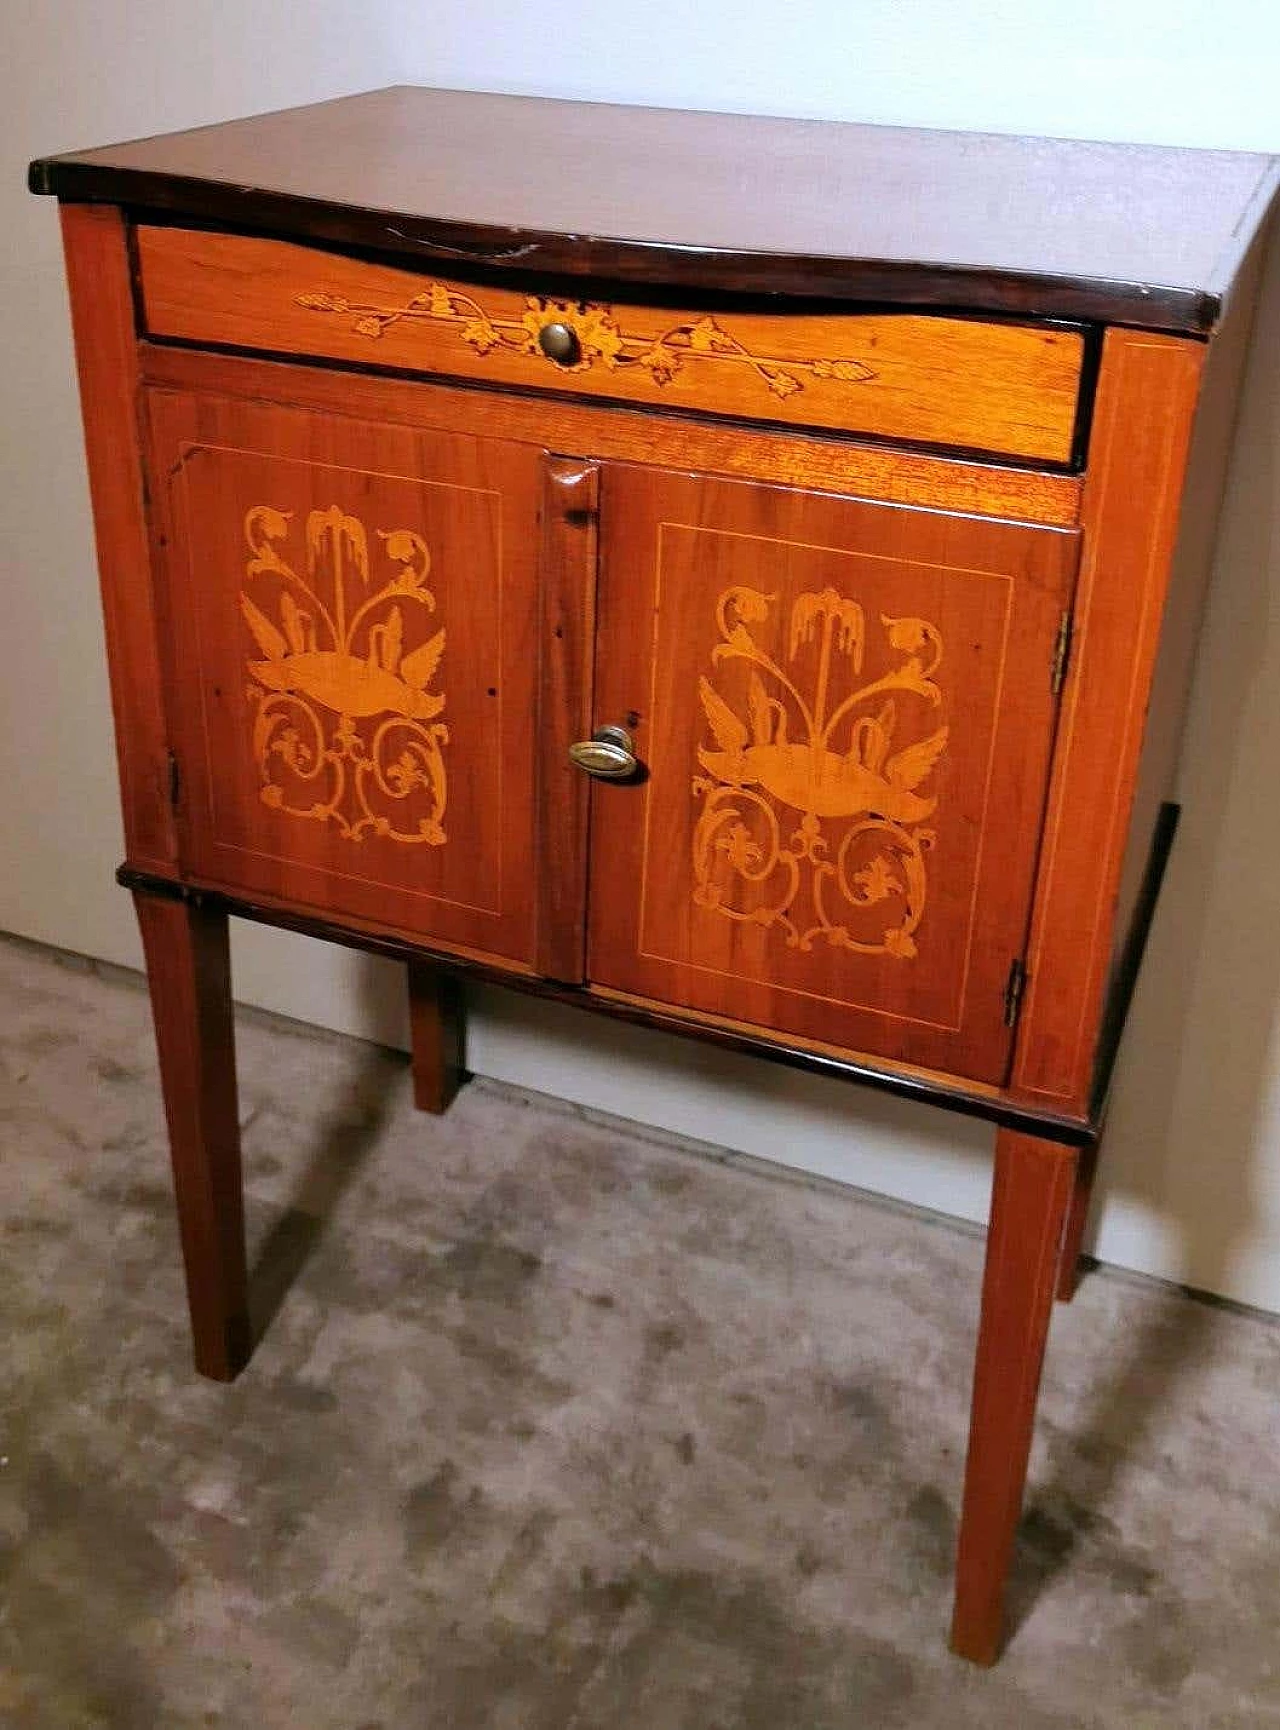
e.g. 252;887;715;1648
167;749;181;809
1050;610;1073;696
1003;959;1028;1028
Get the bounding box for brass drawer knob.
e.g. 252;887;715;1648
568;724;637;780
538;320;581;366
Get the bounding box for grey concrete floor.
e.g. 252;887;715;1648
0;933;1278;1728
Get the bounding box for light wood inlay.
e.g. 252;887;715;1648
692;583;948;962
144;387;548;967
137;226;1086;465
588;466;1080;1082
298;277;879;402
242;502;448;847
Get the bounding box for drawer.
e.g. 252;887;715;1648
136;226;1085;465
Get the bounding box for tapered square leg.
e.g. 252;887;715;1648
1056;1138;1099;1302
407;960;464;1115
133;891;250;1381
950;1129;1077;1664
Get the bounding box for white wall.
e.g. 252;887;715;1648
5;2;1280;1310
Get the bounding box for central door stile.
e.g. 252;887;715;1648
534;454;602;982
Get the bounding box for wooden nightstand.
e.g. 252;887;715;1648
30;87;1278;1663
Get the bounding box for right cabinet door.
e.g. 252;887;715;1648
587;465;1080;1083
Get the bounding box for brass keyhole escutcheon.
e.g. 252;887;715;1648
538;321;581;366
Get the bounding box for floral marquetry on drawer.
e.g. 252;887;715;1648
32;85;1278;1670
136;226;1086;463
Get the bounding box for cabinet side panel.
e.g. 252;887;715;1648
1110;225;1270;970
1011;330;1205;1106
59;204;177;873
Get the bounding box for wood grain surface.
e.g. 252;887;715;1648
534;458;599;982
407;960;465;1114
59;206;178;875
119;864;1099;1146
32;87;1279;330
137;226;1084;464
1010;330;1206;1107
139;344;1084;529
132;890;250;1381
951;1129;1078;1663
143;381;548;968
587;465;1080;1082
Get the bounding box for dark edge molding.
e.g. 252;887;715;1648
1068;323;1107;471
117;864;1097;1147
1090;800;1181;1124
29;161;1222;336
1205;158;1280;324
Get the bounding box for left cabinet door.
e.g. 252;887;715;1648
145;386;546;968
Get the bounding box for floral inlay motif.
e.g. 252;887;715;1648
295;283;877;402
242;504;447;846
692;585;949;959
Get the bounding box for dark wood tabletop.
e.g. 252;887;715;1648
30;85;1280;332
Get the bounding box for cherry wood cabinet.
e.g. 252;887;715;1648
31;86;1278;1666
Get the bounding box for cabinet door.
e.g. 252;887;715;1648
587;466;1080;1083
145;388;544;967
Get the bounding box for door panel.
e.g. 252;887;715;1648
145;388;544;967
587;467;1080;1082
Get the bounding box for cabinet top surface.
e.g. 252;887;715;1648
30;85;1279;333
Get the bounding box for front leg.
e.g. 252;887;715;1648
950;1129;1077;1663
133;890;251;1381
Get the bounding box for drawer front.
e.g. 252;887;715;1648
137;226;1085;465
